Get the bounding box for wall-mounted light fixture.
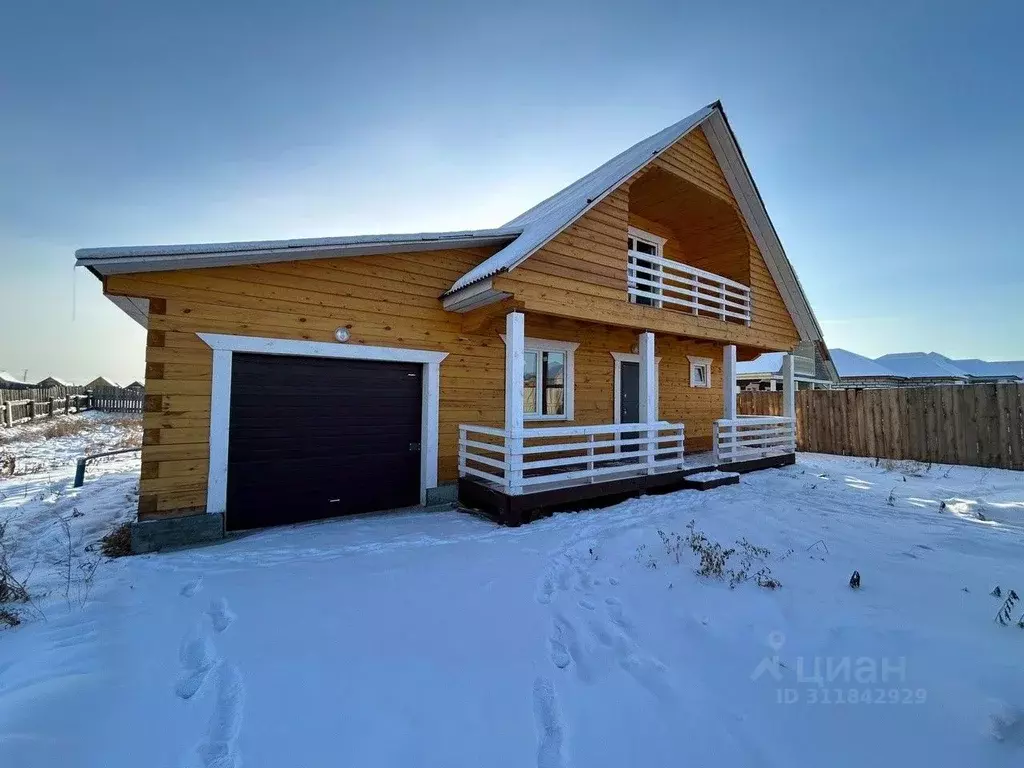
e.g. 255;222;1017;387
334;327;351;343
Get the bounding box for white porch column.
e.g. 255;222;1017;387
504;311;525;494
723;344;737;420
782;353;796;419
639;331;657;472
769;379;778;392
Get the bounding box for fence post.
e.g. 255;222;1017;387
2;401;9;428
64;396;71;415
28;400;36;420
47;397;54;418
587;433;596;483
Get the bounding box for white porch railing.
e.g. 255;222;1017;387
714;416;796;463
627;250;752;324
459;422;686;495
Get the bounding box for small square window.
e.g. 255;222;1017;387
688;357;712;388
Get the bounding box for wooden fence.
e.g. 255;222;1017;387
737;384;1024;470
0;385;145;427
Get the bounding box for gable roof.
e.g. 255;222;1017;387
75;101;827;347
874;353;970;380
830;349;903;379
36;376;72;387
447;106;715;293
445;102;826;345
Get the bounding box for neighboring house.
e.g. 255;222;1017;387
830;348;908;388
0;371;30;390
85;376;119;389
125;381;145;391
77;100;829;547
873;353;971;386
35;376;72;389
948;358;1024;383
737;341;837;391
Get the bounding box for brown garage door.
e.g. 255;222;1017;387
226;353;422;531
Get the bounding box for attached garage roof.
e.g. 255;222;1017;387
76;228;521;276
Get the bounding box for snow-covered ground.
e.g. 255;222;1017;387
0;412;141;613
2;431;1024;767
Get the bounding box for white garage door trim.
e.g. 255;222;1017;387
198;333;449;515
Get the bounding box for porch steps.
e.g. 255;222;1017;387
679;470;740;491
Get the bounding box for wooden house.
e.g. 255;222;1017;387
0;371;30;390
77;101;829;548
85;376;119;390
35;376;73;389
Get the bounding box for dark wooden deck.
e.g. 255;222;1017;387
458;452;796;526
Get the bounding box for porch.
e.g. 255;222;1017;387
456;311;799;525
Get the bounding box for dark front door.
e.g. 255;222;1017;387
226;353;422;531
619;361;640;453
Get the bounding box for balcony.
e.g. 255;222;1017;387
627;250;752;324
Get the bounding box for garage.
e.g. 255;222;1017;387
225;352;423;531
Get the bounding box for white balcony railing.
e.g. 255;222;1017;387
459;422;686;495
627;250;751;324
714;416;795;463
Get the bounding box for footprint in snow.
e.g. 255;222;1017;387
195;662;245;768
533;677;566;768
181;577;204;598
578;598;596;611
536;575;556;605
207;598;236;634
175;624;217;700
549;626;571;670
607;576;620;586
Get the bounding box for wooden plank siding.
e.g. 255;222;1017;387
107;248;730;519
493;128;800;353
103;127;810;519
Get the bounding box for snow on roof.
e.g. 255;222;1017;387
36;376;72;386
951;358;1024;380
446;105;716;293
829;349;903;379
76;228;522;274
873;352;970;380
735;353;786;376
0;370;28;385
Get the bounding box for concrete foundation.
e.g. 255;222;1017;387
131;513;225;554
425;482;458;506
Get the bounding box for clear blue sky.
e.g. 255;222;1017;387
2;0;1021;383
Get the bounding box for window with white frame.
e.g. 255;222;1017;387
627;228;665;308
688;356;712;388
519;338;577;420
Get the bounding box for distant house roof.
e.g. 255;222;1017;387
736;352;786;376
830;349;903;379
873;353;970;381
36;376;71;387
76;101;828;349
951;358;1024;380
0;371;28;386
86;376;119;388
